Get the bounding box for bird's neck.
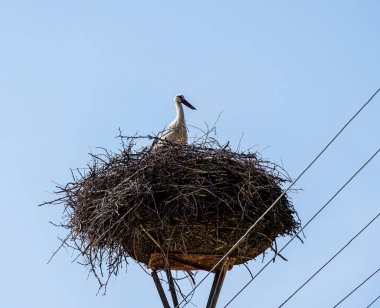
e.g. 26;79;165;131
175;101;185;123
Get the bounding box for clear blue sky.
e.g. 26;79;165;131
1;1;379;307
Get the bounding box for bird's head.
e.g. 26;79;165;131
174;94;196;110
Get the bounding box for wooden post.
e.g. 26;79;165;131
151;270;171;308
206;260;229;308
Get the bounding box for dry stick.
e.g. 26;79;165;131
47;232;73;264
82;203;140;255
140;224;173;271
140;225;165;255
224;147;380;307
178;87;380;308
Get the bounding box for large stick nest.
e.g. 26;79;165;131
45;134;300;287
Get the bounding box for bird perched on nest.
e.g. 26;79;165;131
153;94;196;149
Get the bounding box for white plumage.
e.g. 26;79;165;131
154;94;196;148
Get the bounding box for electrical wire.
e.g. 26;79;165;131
367;294;380;308
177;87;380;308
333;266;380;308
279;212;380;307
223;147;380;307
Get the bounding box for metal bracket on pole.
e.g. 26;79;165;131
151;270;171;308
206;259;229;308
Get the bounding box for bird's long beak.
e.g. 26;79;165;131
181;98;197;110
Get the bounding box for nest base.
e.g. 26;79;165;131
148;253;236;272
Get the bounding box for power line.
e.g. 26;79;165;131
333;266;380;308
279;211;380;307
367;294;380;308
177;87;380;308
223;147;380;307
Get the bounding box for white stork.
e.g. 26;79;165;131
153;94;196;148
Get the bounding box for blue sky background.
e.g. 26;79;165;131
1;1;379;307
